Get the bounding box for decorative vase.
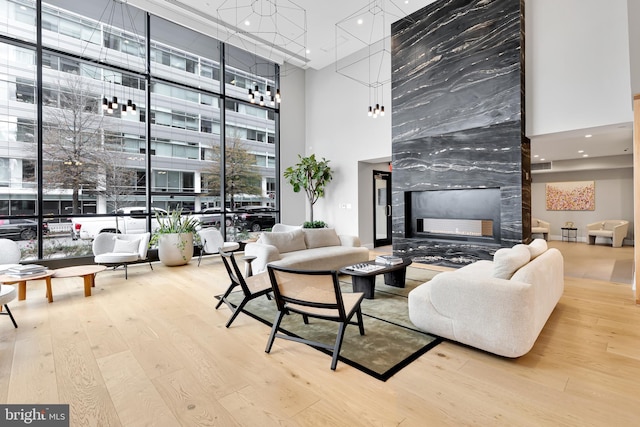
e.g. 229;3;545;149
157;233;194;266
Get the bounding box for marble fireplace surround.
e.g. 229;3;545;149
391;0;530;267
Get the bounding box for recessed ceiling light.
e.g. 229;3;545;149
585;134;592;138
357;18;364;25
540;158;545;161
244;20;251;26
583;154;589;157
533;154;539;158
306;49;311;54
578;150;584;153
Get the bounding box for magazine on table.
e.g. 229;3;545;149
344;263;386;273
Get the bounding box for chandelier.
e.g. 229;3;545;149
336;0;414;118
86;0;143;116
217;0;310;106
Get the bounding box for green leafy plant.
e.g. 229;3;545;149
283;154;333;223
303;220;327;229
149;208;200;248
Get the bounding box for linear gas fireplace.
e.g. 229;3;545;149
417;218;494;237
406;188;501;244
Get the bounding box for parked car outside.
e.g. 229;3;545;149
236;206;276;232
0;218;49;240
70;207;168;240
196;208;236;228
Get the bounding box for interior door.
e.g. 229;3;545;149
373;170;392;247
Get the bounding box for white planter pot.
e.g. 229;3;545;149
157;233;194;266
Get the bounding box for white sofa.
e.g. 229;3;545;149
531;218;550;241
244;228;369;274
586;220;629;247
408;239;564;358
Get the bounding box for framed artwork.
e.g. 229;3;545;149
546;181;595;211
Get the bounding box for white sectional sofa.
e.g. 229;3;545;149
586;220;629;247
244;227;370;274
408;239;564;358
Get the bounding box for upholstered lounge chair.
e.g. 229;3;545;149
531;218;550;241
0;284;18;328
196;228;239;266
93;232;152;279
0;238;21;272
587;220;629;247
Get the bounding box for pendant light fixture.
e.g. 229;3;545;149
336;1;416;119
218;0;311;108
89;0;141;117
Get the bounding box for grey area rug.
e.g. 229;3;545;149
221;266;442;381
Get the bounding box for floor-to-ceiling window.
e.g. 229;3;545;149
0;0;279;261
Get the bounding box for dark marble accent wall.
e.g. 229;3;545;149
391;0;530;267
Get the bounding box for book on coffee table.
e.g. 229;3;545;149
375;255;404;265
5;264;48;277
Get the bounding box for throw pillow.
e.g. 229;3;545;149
492;245;531;279
303;228;341;249
113;237;140;254
528;239;548;259
260;229;306;253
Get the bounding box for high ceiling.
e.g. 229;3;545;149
139;0;437;70
133;0;634;167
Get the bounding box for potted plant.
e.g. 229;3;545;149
283;154;333;224
150;209;200;266
303;220;327;229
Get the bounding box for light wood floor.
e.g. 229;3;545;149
1;242;639;426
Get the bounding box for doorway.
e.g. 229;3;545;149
373;170;392;247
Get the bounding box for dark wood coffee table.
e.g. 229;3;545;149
339;258;412;299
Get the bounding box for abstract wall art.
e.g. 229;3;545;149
546;181;595;211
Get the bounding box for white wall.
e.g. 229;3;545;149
526;0;633;136
532;168;634;243
304;61;392;241
279;64;307;226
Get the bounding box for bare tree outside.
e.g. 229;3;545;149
203;136;262;208
42;73;104;214
95;138;138;212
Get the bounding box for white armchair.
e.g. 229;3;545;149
93;232;152;279
0;238;21;272
272;223;302;232
587;220;629;248
196;228;239;266
531;218;550;241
